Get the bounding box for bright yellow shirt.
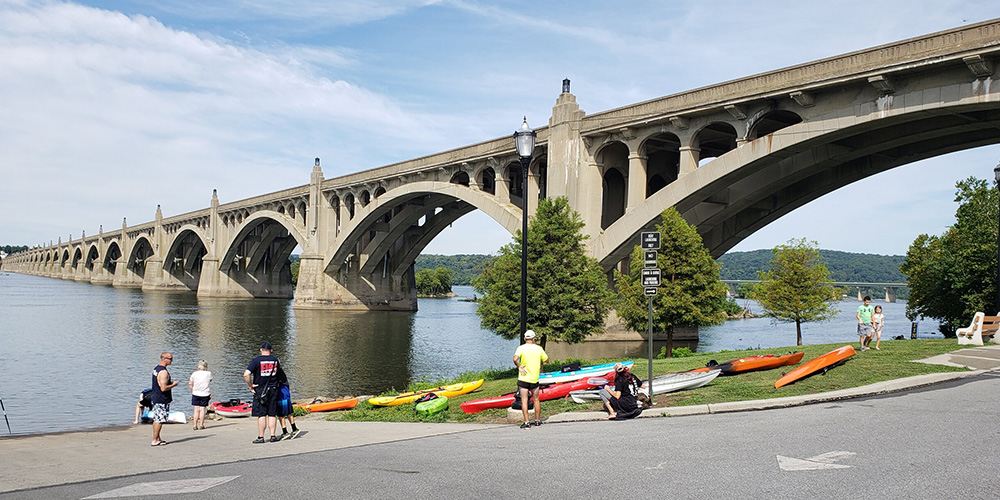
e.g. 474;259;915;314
514;343;549;383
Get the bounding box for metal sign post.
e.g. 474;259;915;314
640;232;660;396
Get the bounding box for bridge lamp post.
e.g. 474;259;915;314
994;163;1000;314
514;117;536;344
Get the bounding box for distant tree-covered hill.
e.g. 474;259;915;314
717;249;906;283
415;254;492;285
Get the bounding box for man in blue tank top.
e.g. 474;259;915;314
243;342;285;444
150;352;178;446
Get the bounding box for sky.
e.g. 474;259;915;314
1;0;999;257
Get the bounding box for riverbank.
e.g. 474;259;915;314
320;339;974;424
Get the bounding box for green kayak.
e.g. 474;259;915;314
414;396;448;416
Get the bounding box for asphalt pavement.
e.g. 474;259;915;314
2;344;998;498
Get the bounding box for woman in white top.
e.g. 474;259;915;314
188;360;212;430
872;305;885;351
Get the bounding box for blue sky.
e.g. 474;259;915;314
1;0;999;256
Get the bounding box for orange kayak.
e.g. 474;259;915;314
687;351;804;375
774;345;857;388
294;397;359;412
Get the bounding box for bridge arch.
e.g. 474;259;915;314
126;235;155;281
162;225;210;290
592;90;1000;269
103;241;122;276
694;121;738;166
220;210;307;275
596;141;629;230
640;132;681;197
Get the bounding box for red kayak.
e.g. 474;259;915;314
775;345;857;388
460;376;611;414
210;399;252;418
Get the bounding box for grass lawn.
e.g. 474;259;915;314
318;339;972;424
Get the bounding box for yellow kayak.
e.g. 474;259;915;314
368;379;484;407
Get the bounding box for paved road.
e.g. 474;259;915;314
9;372;1000;500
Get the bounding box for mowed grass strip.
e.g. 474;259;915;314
324;339;972;423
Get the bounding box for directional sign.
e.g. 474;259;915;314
640;232;660;250
641;268;661;287
644;287;657;296
643;250;658;267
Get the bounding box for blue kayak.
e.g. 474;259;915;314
537;361;635;384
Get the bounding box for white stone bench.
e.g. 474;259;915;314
957;312;999;346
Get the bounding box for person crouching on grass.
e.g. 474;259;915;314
513;330;548;429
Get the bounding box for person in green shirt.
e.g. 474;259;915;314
857;296;875;351
513;330;548;429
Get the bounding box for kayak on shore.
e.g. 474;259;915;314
294;397;359;412
775;345;857;388
688;351;804;375
538;361;635;385
460;375;612;414
210;399;251;418
569;368;721;403
368;379;484;407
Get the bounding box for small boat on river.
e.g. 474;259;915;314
774;345;856;388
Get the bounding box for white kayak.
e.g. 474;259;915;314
538;361;635;385
569;369;721;403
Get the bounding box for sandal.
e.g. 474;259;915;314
151;441;168;446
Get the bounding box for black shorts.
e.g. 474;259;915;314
252;388;278;417
517;380;540;390
191;395;211;407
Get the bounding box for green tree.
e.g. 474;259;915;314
416;266;454;296
750;238;839;345
615;208;728;357
902;177;998;336
472;197;613;346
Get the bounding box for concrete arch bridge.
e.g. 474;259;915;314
5;20;1000;312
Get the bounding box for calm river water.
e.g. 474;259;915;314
0;273;942;435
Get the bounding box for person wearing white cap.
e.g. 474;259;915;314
513;330;548;429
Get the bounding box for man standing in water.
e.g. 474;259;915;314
244;342;284;443
150;352;178;446
513;330;548;429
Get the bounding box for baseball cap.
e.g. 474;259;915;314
524;330;536;340
260;342;273;350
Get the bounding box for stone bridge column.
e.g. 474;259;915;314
679;146;700;175
627;152;647;211
885;287;897;303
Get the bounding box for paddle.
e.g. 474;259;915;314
0;388;10;434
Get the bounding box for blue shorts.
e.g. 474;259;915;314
191;395;211;407
150;403;170;423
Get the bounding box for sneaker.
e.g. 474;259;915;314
279;432;289;441
269;435;282;443
290;429;301;440
252;437;266;444
520;422;530;429
532;420;542;427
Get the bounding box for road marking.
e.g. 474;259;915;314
777;451;855;471
81;476;239;498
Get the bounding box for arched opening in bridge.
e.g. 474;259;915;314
696;122;738;166
164;230;207;291
534;159;547;201
223;218;298;298
85;246;99;272
507;161;523;200
450;171;470;186
103;242;121;276
478;167;496;195
71;248;82;273
643;132;680;196
345;193;356;220
598;142;628;230
127;239;154;280
359;191;371;208
748;110;802;141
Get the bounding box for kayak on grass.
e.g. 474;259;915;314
687;351;804;375
537;361;635;385
368;379;484;407
210;399;252;418
414;395;449;416
294;397;359;412
569;368;721;403
774;345;856;388
460;376;612;414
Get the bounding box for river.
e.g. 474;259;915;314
0;273;942;435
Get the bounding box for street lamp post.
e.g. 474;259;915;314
514;117;536;344
994;163;1000;314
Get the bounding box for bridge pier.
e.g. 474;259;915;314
196;257;295;299
293;254;417;310
885;287;897;303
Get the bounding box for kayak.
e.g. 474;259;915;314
460;376;611;414
369;379;484;407
210;399;252;418
414;396;449;416
140;410;186;424
774;345;857;388
538;361;635;385
294;397;359;412
688;352;804;375
569;369;721;403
